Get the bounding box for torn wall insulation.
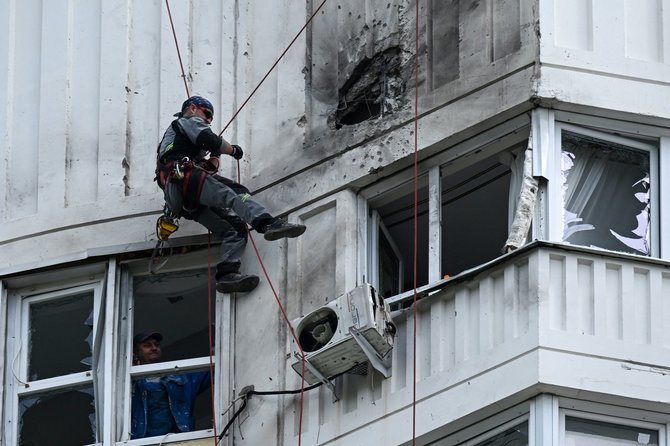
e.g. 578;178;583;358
503;132;538;252
329;46;406;129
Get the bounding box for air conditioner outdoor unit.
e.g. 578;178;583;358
290;283;396;385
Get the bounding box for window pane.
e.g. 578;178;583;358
379;226;401;298
130;369;213;439
19;386;95;446
566;416;659;446
28;291;93;380
442;155;512;276
377;182;429;293
561;132;650;255
133;269;213;362
472;420;528;446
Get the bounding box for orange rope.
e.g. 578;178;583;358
234;156;308;445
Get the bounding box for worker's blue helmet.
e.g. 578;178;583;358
176;96;214;117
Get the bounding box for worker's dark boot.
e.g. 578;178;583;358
216;273;260;293
262;219;306;241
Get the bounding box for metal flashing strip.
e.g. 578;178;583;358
0;234;215;278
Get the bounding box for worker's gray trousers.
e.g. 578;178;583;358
166;173;273;276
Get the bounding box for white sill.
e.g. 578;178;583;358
118;428;214;445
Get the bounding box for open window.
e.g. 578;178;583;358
122;266;217;442
368;175;429;298
441;149;517;277
365;136;527;302
3;279;103;446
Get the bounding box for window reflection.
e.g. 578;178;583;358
565;416;659;446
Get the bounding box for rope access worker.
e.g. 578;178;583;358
156;96;306;293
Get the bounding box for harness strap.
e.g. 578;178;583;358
156;158;209;213
181;165;207;211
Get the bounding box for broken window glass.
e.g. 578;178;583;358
133;269;214;362
565;417;659;446
561;132;650;255
19;386;95;446
27;291;93;381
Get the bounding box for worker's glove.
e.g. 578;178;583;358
202;157;220;173
230;144;244;160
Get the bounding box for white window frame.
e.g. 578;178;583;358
117;250;225;445
368;209;405;297
538;110;670;260
3;273;105;446
361;114;531;304
559;408;667;446
547;120;660;257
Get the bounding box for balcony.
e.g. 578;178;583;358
286;241;670;445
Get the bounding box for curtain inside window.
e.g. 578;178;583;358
561;132;650;255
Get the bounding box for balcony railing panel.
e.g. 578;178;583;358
288;243;670;445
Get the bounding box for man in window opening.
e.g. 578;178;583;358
156;95;307;294
130;332;211;439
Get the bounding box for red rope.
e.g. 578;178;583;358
236;159;308;445
412;0;421;444
219;0;329;136
248;231;307;445
165;0;191;98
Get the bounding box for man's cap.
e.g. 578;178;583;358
174;95;214;117
133;331;163;345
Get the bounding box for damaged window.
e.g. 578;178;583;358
372;176;430;297
561;131;653;255
366;137;528;301
19;386;95;446
4;280;103;446
128;268;215;440
132;269;213;362
26;291;94;380
441;151;514;277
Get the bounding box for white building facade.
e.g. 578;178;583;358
2;0;670;445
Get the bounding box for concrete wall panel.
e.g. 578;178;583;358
539;0;670;117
